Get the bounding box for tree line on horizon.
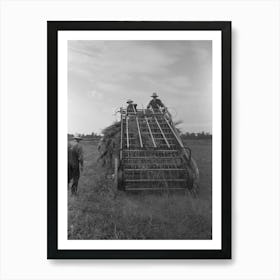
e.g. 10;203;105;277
181;131;212;140
68;131;212;140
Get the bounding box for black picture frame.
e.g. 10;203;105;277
47;21;231;259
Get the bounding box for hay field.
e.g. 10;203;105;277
68;139;212;240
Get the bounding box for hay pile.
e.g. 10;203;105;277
98;121;121;170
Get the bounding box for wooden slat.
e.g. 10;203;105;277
154;116;170;148
145;117;157;147
123;149;178;152
164;116;185;148
126;116;129;148
135;117;143;148
124;168;185;171
125;187;186;191
125;179;186;182
120;115;123;160
123;157;180;159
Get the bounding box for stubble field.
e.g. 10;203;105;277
68;139;212;240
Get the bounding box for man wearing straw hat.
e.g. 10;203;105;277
68;133;84;195
126;99;137;113
147;92;165;110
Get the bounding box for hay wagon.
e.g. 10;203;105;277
114;104;199;192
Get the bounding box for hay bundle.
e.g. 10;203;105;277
98;121;121;170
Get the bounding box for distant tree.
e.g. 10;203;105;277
181;131;212;140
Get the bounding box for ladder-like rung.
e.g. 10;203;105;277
123;149;179;152
141;133;174;136
124;166;183;170
125;187;186;191
153;137;176;140
125;179;186;182
122;156;181;160
124;168;185;171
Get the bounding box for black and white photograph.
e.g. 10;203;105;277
48;21;231;259
68;39;212;239
3;0;280;278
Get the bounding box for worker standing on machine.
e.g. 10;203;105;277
126;99;137;114
147;92;165;111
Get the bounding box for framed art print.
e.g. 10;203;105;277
47;21;231;259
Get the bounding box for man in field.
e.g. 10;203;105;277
68;133;84;195
147;92;165;111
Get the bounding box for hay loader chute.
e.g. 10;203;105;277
114;104;199;192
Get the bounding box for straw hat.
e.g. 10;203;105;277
126;99;133;104
151;92;158;98
73;133;82;140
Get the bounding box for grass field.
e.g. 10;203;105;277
68;139;212;240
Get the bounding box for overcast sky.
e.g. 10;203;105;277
68;40;212;134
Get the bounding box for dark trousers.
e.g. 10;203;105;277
68;164;80;195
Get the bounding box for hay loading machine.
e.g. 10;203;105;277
114;103;199;192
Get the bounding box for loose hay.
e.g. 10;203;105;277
98;121;121;171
